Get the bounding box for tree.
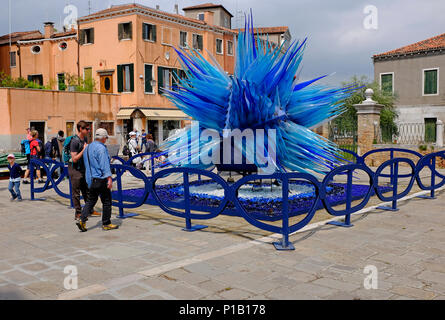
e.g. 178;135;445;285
332;75;398;142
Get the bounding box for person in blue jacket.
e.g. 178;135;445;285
7;154;23;201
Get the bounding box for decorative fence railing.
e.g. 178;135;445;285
377;122;437;145
29;148;445;251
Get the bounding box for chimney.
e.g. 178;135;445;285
204;11;214;26
156;5;160;10
174;4;179;14
44;22;55;38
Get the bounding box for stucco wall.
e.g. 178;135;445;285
374;53;445;107
0;87;121;152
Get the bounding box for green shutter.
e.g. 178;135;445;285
425;118;437;142
158;66;164;94
117;65;123;92
90;28;94;44
128;22;133;40
145;65;153;93
143;24;147;40
198;35;203;50
152;25;157;42
424;70;437;95
118;23;123;41
79;30;85;45
129;64;134;92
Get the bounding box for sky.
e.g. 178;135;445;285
1;0;445;86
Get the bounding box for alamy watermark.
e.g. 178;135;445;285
363;5;378;30
168;122;277;174
363;265;378;289
63;265;78;290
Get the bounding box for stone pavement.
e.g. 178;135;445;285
0;178;444;300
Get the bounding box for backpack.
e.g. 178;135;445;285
63;136;77;163
20;139;30;155
44;141;53;157
122;144;130;156
37;140;45;158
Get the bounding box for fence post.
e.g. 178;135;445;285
437;120;444;148
354;89;383;156
377;161;400;211
30;160;35;201
273;176;295;250
182;171;207;232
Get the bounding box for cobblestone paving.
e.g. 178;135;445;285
0;178;444;300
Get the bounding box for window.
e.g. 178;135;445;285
180;31;188;48
80;28;94;45
118;22;132;40
193;34;203;51
423;68;439;95
224;16;230;28
27;74;43;86
58;73;66;91
380;73;393;94
99;122;114;136
59;42;68;51
10;52;16;67
162;27;172;46
158;67;183;94
227;40;234;56
216;39;223;55
31;45;41;54
425;118;437;143
143;23;156;42
117;64;134;93
66;122;75;137
144;64;154;94
197;13;205;21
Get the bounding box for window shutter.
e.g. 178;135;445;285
145;65;153;93
118;23;123;41
198;35;203;50
27;75;32;82
128;22;133;40
143;24;147;40
152;25;157;42
129;64;134;92
90;28;94;44
158;66;164;94
79;30;85;45
117;65;123;92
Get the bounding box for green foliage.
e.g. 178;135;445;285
332;75;399;136
0;72;45;89
65;73;96;92
418;145;427;151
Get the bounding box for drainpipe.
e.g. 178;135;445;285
77;21;80;83
18;43;22;78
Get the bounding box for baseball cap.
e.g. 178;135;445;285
95;128;109;139
129;131;136;136
7;154;15;159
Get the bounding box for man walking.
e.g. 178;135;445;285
77;128;119;232
69;121;100;221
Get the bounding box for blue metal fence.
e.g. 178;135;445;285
29;148;445;251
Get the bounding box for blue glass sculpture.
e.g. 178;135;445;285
161;13;359;175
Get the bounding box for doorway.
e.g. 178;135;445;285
123;119;133;142
100;75;113;93
29;121;45;144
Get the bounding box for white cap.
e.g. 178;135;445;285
95;128;109;139
7;154;15;159
129;131;136;136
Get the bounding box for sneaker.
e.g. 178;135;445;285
10;197;16;202
89;211;101;217
76;220;88;232
17;197;23;202
102;224;119;231
22;180;30;185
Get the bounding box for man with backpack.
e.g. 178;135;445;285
67;121;100;221
22;130;44;184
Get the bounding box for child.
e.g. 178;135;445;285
7;154;23;201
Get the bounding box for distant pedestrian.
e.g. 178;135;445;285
69;121;100;221
128;131;140;167
76;128;119;232
7;154;23;201
22;130;44;184
141;129;147;152
146;134;156;153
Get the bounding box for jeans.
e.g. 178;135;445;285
8;180;21;199
68;165;91;217
81;178;112;225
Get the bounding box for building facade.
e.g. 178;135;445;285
0;2;291;151
373;33;445;129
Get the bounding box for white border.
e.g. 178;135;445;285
31;45;41;55
379;72;394;94
422;67;439;96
